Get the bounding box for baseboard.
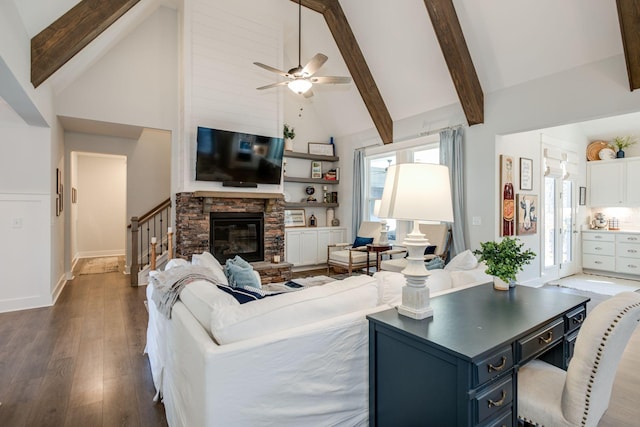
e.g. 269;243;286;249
76;250;125;258
52;273;67;304
0;294;52;314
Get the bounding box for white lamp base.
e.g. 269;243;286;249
378;220;389;244
398;222;433;320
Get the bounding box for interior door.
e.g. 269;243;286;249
543;176;577;281
559;179;578;277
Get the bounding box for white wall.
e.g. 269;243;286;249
75;153;126;257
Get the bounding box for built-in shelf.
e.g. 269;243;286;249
284;151;339;162
284;202;339;208
283;177;339;184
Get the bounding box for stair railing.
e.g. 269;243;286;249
130;197;171;285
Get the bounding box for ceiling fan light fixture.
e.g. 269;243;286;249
288;78;312;94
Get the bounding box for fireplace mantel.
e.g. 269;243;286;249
193;191;283;200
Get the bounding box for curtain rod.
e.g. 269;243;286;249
393;123;464;144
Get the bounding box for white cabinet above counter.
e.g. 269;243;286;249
587;157;640;207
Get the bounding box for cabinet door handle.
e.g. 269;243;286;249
488;390;507;408
487;356;507;372
572;313;585;324
538;331;553;344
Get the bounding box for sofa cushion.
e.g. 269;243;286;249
353;236;374;248
444;249;478;271
330;249;369;265
179;280;239;335
210;275;378;345
192;252;228;286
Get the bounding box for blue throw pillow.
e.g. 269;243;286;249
353;236;374;248
225;263;261;289
425;257;444;270
225;255;252;269
424;245;437;255
216;284;264;304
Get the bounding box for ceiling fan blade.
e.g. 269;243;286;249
301;53;328;77
253;62;292;78
303;89;314;98
256;81;289;90
310;76;352;84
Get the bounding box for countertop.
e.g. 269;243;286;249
583;228;640;234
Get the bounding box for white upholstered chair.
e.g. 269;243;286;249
379;223;450;273
518;291;640;427
327;221;380;275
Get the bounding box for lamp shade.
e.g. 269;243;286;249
378;163;454;222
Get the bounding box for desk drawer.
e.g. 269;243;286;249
475;346;513;387
476;376;513;424
484;410;513;427
565;306;586;334
583;240;615;255
518;319;564;362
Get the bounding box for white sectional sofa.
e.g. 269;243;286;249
145;251;492;426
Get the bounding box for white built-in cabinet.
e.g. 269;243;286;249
582;231;640;278
285;226;346;267
587;157;640;207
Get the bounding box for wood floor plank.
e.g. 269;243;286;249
102;375;141;427
25;356;75;427
67;338;103;409
64;401;103;427
0;377;42;427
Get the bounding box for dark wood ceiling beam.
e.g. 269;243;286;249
31;0;140;88
293;0;393;144
616;0;640;91
423;0;484;125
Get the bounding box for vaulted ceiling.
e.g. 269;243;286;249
7;0;640;141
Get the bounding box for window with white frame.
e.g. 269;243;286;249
365;139;440;242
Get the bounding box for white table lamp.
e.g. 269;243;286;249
373;199;389;244
378;163;454;319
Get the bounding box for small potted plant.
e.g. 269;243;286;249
473;237;536;290
283;124;295;151
611;136;637;158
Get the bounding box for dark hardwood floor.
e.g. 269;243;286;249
0;259;167;427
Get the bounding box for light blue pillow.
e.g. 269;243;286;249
226;255;252;269
425;257;445;270
225;262;261;289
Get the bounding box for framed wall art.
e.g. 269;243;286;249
284;209;306;227
308;142;334;156
500;155;515;236
516;194;538;236
579;186;586;206
311;161;322;179
519;158;533;190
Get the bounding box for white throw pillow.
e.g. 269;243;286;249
373;271;406;305
164;258;189;270
426;269;453;293
444;249;478;271
210;276;378;345
192;252;228;286
179;280;239;336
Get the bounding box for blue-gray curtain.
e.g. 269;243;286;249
352;149;365;240
440;128;466;256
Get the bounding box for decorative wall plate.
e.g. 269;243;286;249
598;148;616;160
586;140;610;161
305;186;315;195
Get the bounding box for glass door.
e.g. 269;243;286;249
543;176;577;281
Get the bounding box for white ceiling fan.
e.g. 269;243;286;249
253;0;351;98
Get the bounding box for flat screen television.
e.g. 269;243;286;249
196;126;285;185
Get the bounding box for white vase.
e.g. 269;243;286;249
493;276;510;291
284;138;293;151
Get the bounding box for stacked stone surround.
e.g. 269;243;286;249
175;192;286;274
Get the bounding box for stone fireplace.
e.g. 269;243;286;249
210;212;264;263
175;192;290;283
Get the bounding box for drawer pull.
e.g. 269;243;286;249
628;249;638;253
595;247;603;250
595;261;603;264
595;236;602;239
487;356;507;372
488;390;506;408
572;313;585;324
629;265;638;269
627;237;638;241
538;331;553;344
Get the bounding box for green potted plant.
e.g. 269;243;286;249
283;124;295;151
611;136;637;158
473;237;536;290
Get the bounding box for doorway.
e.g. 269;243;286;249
70;152;127;263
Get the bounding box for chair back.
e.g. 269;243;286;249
418;223;449;256
561;291;640;427
356;221;381;244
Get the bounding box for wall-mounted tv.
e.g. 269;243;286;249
196;127;285;185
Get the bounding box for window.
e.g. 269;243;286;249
365;141;439;242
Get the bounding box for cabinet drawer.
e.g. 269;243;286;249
583;232;614;242
617;242;640;259
566;330;579;367
475;346;513;387
518;319;564;362
616;234;640;243
582;254;615;271
476;376;513;424
583;240;615;255
483;410;513;427
616;257;640;274
565;306;586;334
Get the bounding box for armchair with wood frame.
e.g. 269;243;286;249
379;223;451;273
327;221;381;275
